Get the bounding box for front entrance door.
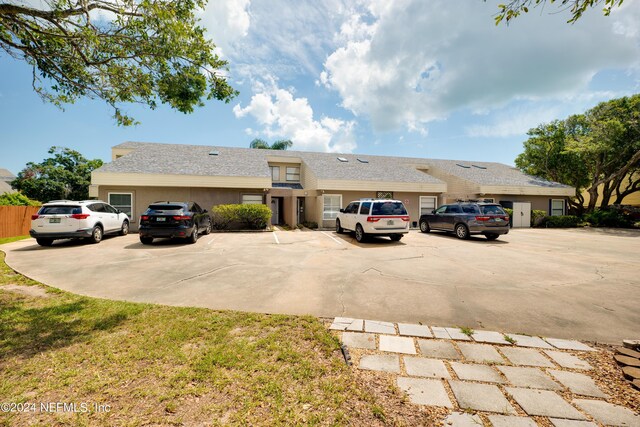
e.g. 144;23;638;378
270;198;280;225
297;197;305;225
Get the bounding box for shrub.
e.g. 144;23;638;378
301;221;318;229
211;204;237;230
583;208;632;228
531;210;546;227
211;204;271;230
0;192;41;206
542;215;581;228
236;204;272;229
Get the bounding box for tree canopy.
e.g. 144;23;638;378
249;139;293;150
11;146;103;202
516;94;640;212
0;0;237;125
0;192;41;206
491;0;625;25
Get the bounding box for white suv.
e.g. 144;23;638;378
30;200;130;246
335;199;410;242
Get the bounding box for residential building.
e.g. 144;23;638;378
90;142;575;230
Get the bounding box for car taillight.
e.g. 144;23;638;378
31;214;40;220
475;216;490;221
502;215;509;221
367;216;381;222
400;216;410;222
173;215;191;220
70;213;91;220
141;215;149;221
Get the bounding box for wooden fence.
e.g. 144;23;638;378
0;206;40;238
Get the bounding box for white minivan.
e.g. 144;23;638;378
30;200;130;246
335;199;410;242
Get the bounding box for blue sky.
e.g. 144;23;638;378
1;0;639;176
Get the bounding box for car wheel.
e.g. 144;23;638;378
188;227;198;244
119;220;129;236
140;236;153;245
355;224;366;242
202;220;212;235
455;223;469;240
36;238;53;247
390;234;403;242
88;226;103;244
485;233;499;241
419;220;430;233
335;219;343;234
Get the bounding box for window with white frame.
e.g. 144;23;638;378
242;194;263;205
286;166;300;182
323;195;342;220
108;193;133;219
419;196;437;216
551;199;565;216
269;166;280;181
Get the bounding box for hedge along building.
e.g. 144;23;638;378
90;141;574;231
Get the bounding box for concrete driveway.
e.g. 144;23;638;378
2;228;639;343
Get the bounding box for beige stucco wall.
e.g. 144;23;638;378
484;194;567;214
424;167;479;202
98;186;267;231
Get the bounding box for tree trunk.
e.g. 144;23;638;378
600;181;613;209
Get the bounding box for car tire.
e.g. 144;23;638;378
202;220;212;235
140;236;153;245
88;225;103;244
188;227;198;244
419;220;430;233
485;233;499;241
455;223;469;240
355;224;366;242
335;219;344;234
36;238;53;247
119;220;129;236
390;234;403;242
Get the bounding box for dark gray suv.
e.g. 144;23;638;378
418;202;510;240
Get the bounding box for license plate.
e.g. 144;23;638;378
156;217;166;222
49;218;61;223
387;220;394;225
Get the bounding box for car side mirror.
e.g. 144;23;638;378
339;209;344;213
202;209;208;214
431;209;435;214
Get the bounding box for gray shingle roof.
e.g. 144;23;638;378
0;181;14;194
426;159;573;189
0;168;15;182
102;141;570;190
102;143;270;177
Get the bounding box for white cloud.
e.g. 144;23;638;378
198;0;251;57
233;84;356;153
321;0;640;133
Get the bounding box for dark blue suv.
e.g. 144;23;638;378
139;201;211;244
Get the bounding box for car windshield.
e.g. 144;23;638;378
372;201;407;215
480;205;506;215
148;204;185;211
39;206;81;215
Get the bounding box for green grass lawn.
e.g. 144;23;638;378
0;236;30;245
0;249;435;426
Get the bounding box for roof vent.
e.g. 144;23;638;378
357;158;369;163
472;164;487;169
209;150;219;156
456;163;471;169
337;157;348;162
